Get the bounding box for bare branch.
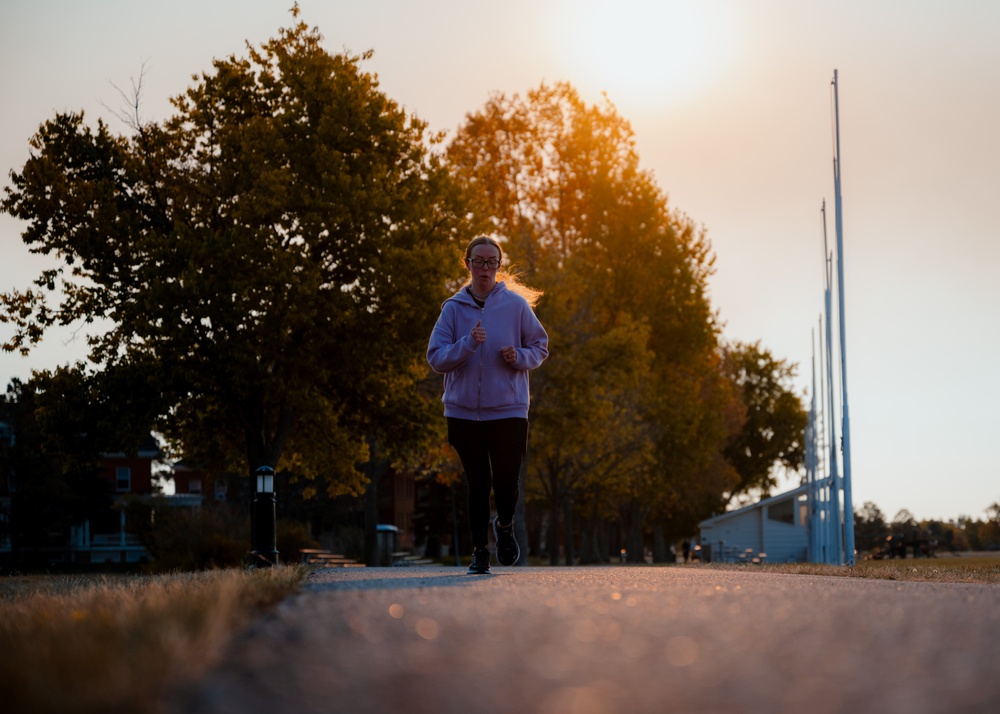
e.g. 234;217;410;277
104;58;151;132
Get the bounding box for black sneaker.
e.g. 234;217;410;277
493;517;520;566
468;546;491;574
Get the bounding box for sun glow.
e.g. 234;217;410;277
553;1;734;109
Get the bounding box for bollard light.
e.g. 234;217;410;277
251;465;278;567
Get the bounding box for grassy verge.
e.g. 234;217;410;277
693;556;1000;584
0;566;308;714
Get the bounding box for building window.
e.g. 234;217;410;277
116;467;131;492
214;481;227;502
767;498;794;524
189;479;202;494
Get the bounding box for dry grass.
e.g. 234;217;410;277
0;566;307;714
696;554;1000;584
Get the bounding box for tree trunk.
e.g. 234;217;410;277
362;438;389;567
626;500;646;563
652;524;669;563
563;496;575;566
423;531;440;561
547;470;561;566
244;422;269;563
363;476;379;566
595;517;611;563
577;492;602;565
578;518;598;565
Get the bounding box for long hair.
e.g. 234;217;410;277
463;235;543;308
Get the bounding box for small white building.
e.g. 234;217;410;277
699;485;811;564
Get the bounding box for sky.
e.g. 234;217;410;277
2;0;998;523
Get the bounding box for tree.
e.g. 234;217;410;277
721;340;807;501
888;508;920;557
979;502;1000;549
891;509;918;533
854;501;888;554
447;83;729;562
922;518;969;554
645;352;744;558
529;317;657;564
0;369;150;566
2;379;81;564
1;13;474;506
960;516;986;551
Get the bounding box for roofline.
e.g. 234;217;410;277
700;484;809;527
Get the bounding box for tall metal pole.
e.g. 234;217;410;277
822;201;841;564
816;314;828;563
832;69;856;565
815;315;827;562
807;330;819;562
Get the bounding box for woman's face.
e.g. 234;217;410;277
467;243;501;295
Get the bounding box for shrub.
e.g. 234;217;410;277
277;518;319;564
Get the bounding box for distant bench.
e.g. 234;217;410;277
299;548;435;567
299;549;364;567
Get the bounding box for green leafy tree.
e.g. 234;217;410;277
980;502;1000;549
1;13;474;507
891;508;918;534
721;340;807;501
888;508;920;556
960;516;985;551
854;501;888;554
922;518;969;554
646;352;744;558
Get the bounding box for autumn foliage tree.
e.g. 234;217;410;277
447;83;745;562
0;14;474;500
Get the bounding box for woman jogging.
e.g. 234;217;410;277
427;235;548;574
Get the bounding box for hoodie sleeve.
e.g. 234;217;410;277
427;300;479;374
513;303;549;370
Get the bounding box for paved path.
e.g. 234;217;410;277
172;566;999;713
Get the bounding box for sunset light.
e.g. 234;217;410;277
554;2;736;108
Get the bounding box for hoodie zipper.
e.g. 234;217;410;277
477;303;486;420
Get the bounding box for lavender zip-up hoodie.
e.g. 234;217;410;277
427;281;548;421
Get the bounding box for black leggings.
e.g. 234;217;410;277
447;417;528;548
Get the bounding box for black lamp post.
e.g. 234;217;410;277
251;465;279;567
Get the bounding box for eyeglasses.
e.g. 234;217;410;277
469;258;501;270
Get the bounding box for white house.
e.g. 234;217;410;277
698;485;811;563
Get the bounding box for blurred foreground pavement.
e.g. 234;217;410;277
171;566;1000;713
